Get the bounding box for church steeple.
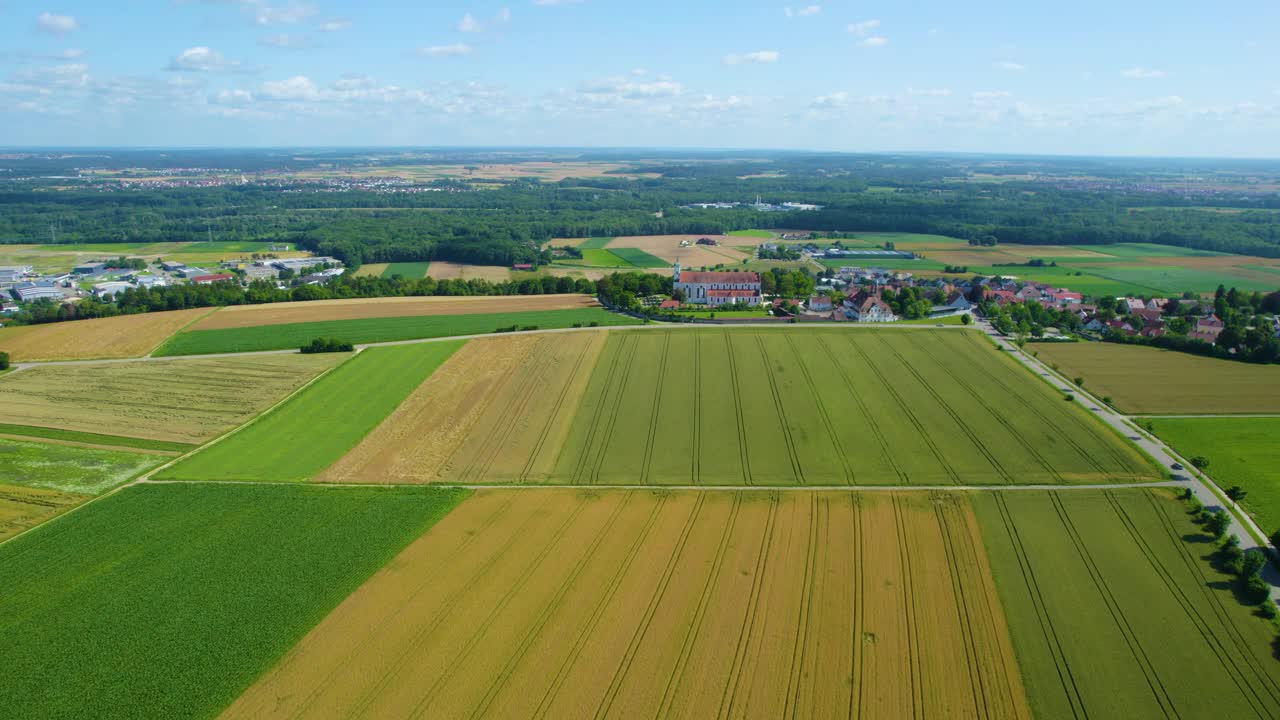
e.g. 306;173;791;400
673;261;681;283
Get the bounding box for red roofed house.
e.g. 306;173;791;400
1131;308;1164;325
658;299;681;310
843;290;897;323
672;263;762;306
191;273;235;285
808;295;833;313
1123;297;1147;313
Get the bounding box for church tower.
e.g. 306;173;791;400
673;261;681;283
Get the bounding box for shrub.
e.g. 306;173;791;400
1226;486;1248;501
1241;550;1267;578
1205;509;1232;539
300;337;354;354
1073;376;1085;387
1260;600;1278;620
1244;575;1271;604
961;314;972;325
0;350;9;371
1103;396;1114;405
1179;487;1193;501
1271;529;1280;549
1063;394;1075;402
1190;455;1210;470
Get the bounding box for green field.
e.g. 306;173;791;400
0;424;195;452
726;229;774;238
1082;265;1279;294
179;241;278;253
379;261;432;278
0;437;168;495
153;307;638;356
159;343;462;481
975;489;1280;719
0;482;468;719
542;328;1155;485
1085;243;1230;258
576;236;614;249
1151;417;1280;534
1032;342;1280;414
578;248;634;267
608;247;669;268
860;232;968;245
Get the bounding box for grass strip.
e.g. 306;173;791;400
0;482;470;720
153;307;638;356
609;247;670;268
380;261;432;278
158;342;463;482
0;423;196;453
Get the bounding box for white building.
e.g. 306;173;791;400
92;281;137;300
672;264;762;306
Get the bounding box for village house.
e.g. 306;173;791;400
672;264;763;306
1146;298;1169;311
1122;297;1147;313
843;290;897;323
808;295;833;313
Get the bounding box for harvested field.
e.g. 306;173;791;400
353;263;389;277
223;490;1030;720
321;332;606;484
608;235;752;267
0;484;86;542
0;353;343;444
974;489;1280;719
191;294;599;331
159;343;462;482
1032;342;1280;414
0;308;213;361
0;483;468;720
426;261;514;281
357;328;1153;486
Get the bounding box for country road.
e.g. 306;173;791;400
977;319;1280;602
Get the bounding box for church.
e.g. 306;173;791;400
672;263;763;306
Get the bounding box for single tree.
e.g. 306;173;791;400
1190;456;1210;470
1205;509;1232;539
1226;486;1248;502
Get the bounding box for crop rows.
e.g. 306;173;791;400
973;489;1280;720
224;489;1031;719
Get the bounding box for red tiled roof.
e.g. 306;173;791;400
658;299;681;309
192;274;234;282
677;271;761;285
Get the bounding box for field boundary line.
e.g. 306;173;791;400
717;493;780;720
991;494;1086;719
654;495;742;719
639;333;672;486
400;496;595;720
1049;493;1180;719
139;478;1184;492
529;494;668;720
145;306;221;358
437;493;636;719
282;494;519;718
338;493;560;720
1102;491;1272;717
753;335;804;485
850;495;866;720
785;335;855;484
593;494;707;720
815;335;905;483
935;498;992;719
521;333;599;483
1142;491;1280;701
723;332;753;486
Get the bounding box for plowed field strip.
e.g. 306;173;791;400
565;334;630;484
936;500;994;719
456;338;560;483
783;494;821;718
589;334;640;484
893;497;924;720
716;496;780;720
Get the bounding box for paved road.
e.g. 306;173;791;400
1133;414;1280;419
977;319;1280;602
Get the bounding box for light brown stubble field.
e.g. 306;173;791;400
190;294;598;331
0;308;214;362
222;490;1031;720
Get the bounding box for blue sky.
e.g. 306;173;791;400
1;1;1278;156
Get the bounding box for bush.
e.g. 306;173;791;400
961;314;972;325
1205;509;1232;539
1073;376;1085;387
300;337;354;354
1260;599;1278;620
1226;486;1248;501
1244;575;1271;604
1103;396;1114;405
0;350;8;371
1190;455;1210;470
1242;550;1267;578
1063;394;1074;402
1179;487;1193;501
1271;529;1280;549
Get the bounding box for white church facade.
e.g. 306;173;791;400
672;263;763;306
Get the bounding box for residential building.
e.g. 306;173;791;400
672;264;762;306
808;295;833;312
843;290;897;322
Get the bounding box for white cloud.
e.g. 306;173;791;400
260;34;313;48
1123;67;1167;79
533;0;585;5
724;50;780;66
908;87;952;97
253;2;317;25
811;91;850;109
166;47;245;73
847;19;879;37
457;9;511;33
579;76;683;100
995;61;1026;71
418;43;474;58
36;12;79;34
458;13;483;32
213;88;254;105
259;75;321;101
972;90;1012;100
317;19;351;32
859;36;888;48
784;5;821;18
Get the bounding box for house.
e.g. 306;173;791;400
1139;325;1166;338
243;265;279;281
73;262;108;275
180;267;213;278
268;243;290;252
191;273;235;285
1048;290;1083;305
658;299;681;310
1130;308;1164;325
844;290;897;323
1106;319;1136;336
1;301;18;314
672;264;762;306
92;281;136;300
1084;317;1107;332
10;281;64;303
946;294;974;312
1147;298;1169;311
1122;297;1147;313
808;295;833;313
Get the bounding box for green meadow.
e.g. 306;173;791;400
1151;417;1280;534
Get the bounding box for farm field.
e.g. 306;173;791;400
158;343;462;482
0;353;343;444
1082;265;1279;294
190;294;600;331
0;482;469;720
1150;417;1280;534
576;236;614;249
379;261;431;278
605;235;752;267
578;248;634;267
353;262;388;277
0;437;167;495
158;306;636;356
0;484;84;543
606;247;669;268
726;228;775;238
974;489;1280;720
0;423;194;452
1031;342;1280;414
0;241;307;274
0;307;214;361
326;328;1156;486
224;489;1031;720
426;261;515;281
